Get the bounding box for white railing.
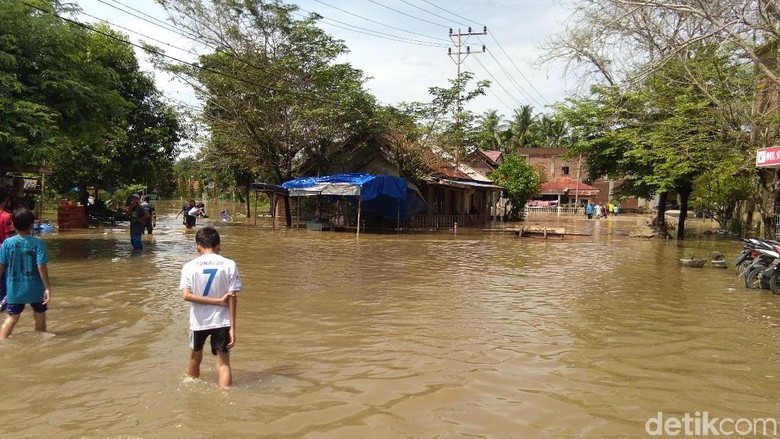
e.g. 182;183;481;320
525;206;581;214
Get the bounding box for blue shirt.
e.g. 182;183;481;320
586;204;594;214
0;235;49;304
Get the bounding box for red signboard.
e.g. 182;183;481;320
756;146;780;168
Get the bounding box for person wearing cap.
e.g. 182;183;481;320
127;194;150;250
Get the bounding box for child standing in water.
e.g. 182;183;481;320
0;208;52;339
179;226;241;387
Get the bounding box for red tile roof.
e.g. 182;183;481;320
539;176;599;195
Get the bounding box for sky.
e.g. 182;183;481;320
72;0;575;118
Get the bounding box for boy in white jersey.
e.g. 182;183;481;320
179;226;241;387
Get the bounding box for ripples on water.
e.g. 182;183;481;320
0;210;778;438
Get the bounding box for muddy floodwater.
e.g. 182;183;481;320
1;203;778;438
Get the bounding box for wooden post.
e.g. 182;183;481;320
357;195;362;236
397;199;400;231
271;193;276;230
296;197;300;229
254;190;258;226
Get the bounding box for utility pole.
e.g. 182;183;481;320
447;26;487;167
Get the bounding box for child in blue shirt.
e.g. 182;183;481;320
0;207;52;339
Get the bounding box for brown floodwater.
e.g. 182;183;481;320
1;202;778;438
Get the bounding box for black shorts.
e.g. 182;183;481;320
190;327;230;355
184;215;196;228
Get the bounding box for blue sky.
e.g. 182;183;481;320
73;0;573;118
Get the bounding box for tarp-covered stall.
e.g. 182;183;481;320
281;173;427;234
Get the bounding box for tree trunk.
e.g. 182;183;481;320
676;183;692;240
655;191;668;231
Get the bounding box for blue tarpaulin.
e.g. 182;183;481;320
281;173;426;219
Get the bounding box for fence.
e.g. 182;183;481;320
524;206;581;215
400;214;488;229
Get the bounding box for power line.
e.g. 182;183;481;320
468;56;524;108
366;0;450;29
418;0;550;105
27;1;345;107
478;40;542;107
397;0;458;26
78;0;388;110
464;66;514;113
296;8;448;47
311;0;447;43
78;10;201;58
420;0;481;28
483;34;549;105
97;0;182;36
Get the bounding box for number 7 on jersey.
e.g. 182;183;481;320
202;268;218;296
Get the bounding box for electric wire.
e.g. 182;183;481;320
78;10;201;59
484;34;550;105
311;0;447;43
479;41;543;107
97;0;182;36
420;0;483;28
468;56;524;108
464;64;514;113
366;0;450;29
396;0;459;26
418;0;550;105
25;1;345;107
296;8;448;47
79;0;397;109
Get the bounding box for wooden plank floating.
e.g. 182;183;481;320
483;226;590;238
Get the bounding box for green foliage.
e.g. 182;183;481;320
489;153;541;220
155;0;378;194
690;156;752;227
0;1;182;193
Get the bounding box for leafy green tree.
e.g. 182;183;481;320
0;1;181;194
400;72;488;163
489;153;541;221
558;45;752;239
155;0;378;221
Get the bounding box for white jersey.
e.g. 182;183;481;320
179;253;242;331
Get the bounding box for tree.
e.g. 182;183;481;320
0;1;181;193
544;0;780;237
400;72;489;162
489;153;541;220
154;0;378;221
508;105;536;150
474;109;506;151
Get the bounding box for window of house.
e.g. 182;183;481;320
561;166;570;175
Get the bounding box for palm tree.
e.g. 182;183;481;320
476;109;506;151
509;105;536;150
539;115;568;148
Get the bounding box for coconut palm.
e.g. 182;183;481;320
509;105;536;150
475;109;507;151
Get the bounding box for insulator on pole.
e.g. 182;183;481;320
449;28;453;36
468;26;472;33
